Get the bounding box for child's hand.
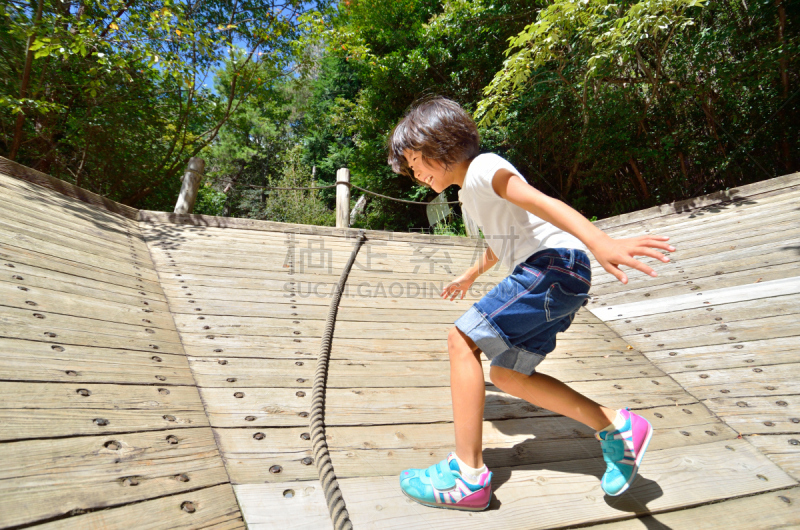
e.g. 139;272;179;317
441;273;476;301
592;235;675;284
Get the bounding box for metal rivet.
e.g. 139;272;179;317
166;435;179;444
789;439;799;446
297;378;306;383
720;389;730;393
163;414;176;421
33;313;45;319
705;430;717;436
181;501;195;513
104;440;120;450
680;431;690;436
792;419;799;424
189;300;195;303
614;384;622;389
757;474;768;481
25;300;37;306
218;359;227;365
175;474;190;482
700;374;709;379
683;409;693;414
122;477;140;486
651;380;660;385
145;329;155;334
65;370;78;376
764;421;775;426
155;375;166;381
94;418;109;426
12;275;23;280
159;388;170;395
746;359;755;363
293;331;301;335
669;352;677;356
291;306;297;309
296;391;306;397
715;317;722;321
214;349;223;353
777;401;790;407
284;489;295;498
17;286;28;291
294;339;301;342
150;345;159;350
142;319;151;323
636;328;642;331
44;332;56;337
198;316;205;320
753;368;763;373
292;313;298;316
253;432;265;440
77;388;91;397
301;457;313;465
152;356;162;362
52;345;64;352
269;465;282;474
644;334;651;337
654;413;663;418
4;263;14;267
298;412;308;418
736;401;747;407
206;335;214;339
226;378;237;383
767;386;776;390
203;325;210;330
779;496;790;504
296;361;304;366
234;392;244;398
300;432;310;440
728;337;736;340
195;308;202;311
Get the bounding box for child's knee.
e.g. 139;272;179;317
489;365;513;389
448;327;478;359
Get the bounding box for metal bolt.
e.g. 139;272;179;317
296;391;306;397
163;415;176;422
680;431;690;436
206;335;214;339
700;374;709;379
175;474;190;482
52;345;64;352
753;368;763;373
654;413;663;418
296;361;304;366
181;501;196;513
298;412;308;418
253;432;265;440
65;370;78;376
669;352;677;356
736;401;747;407
214;349;223;353
789;439;799;445
764;421;775;426
293;331;301;335
18;286;28;291
33;313;45;319
269;465;282;474
203;325;210;330
300;432;310;440
44;332;56;337
301;457;313;466
683;409;693;414
155;375;166;381
705;430;717;436
218;359;227;365
166;435;179;444
245;416;256;421
234;392;244;398
104;440;120;450
720;389;730;393
25;300;37;306
297;378;306;383
122;477;140;486
94;418;109;426
77;389;91;397
152;356;162;362
226;378;237;383
159;388;170;395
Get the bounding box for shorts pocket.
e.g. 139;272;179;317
544;282;590;322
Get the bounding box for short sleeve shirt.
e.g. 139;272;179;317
458;153;586;272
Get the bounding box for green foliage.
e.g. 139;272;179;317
193;182;227;216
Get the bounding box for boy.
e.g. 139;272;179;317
388;98;674;510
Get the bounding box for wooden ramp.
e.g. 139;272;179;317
1;156;799;529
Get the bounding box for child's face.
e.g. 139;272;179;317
404;150;449;193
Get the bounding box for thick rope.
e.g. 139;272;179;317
241;181;462;205
310;230;366;530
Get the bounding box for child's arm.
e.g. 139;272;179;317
492;169;675;284
441;246;498;300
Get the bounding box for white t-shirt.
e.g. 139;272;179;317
458;153;586;272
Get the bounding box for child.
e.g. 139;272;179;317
387;98;674;510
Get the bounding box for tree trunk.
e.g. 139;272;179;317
629;157;650;199
9;0;45;160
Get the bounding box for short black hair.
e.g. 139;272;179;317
387;97;480;181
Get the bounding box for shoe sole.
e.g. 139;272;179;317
401;487;490;511
606;420;654;497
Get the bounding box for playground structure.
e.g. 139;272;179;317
0;155;799;528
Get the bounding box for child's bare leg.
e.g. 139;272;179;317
448;327;485;468
489;366;616;431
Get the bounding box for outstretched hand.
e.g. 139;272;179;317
592;235;675;284
441;272;476;301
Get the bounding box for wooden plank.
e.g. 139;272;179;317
587;487;800;529
236;439;796;529
0;161;139;219
0;428;230;528
0;381;209;440
593;171;800;230
704;395;800;434
592;276;800;321
601;294;799;337
218;403;735;483
0;305;184;347
669;362;800;400
611;313;800;352
235;481;333;530
746;435;800;480
0;337;195;385
0;279;174;328
200;377;694;428
0;243;164;295
37;484;244;530
188;354;660;389
645;337;799;373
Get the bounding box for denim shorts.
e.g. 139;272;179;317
454;248;592;375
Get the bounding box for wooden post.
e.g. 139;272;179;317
336;167;350;228
174;157;205;214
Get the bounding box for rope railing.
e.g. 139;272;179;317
310;229;366;530
238;181;462;205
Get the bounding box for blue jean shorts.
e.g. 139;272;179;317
454;248;592;375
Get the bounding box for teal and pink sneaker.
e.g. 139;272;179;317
399;453;492;511
596;408;653;496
